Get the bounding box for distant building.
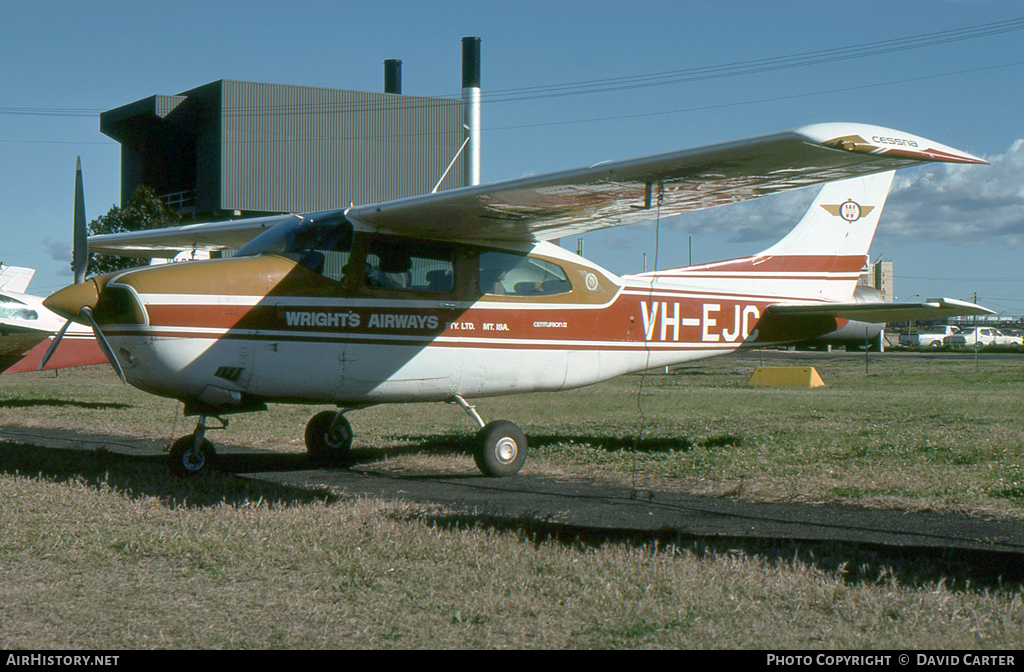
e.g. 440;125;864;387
859;259;893;302
100;79;467;220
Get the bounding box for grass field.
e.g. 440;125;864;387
1;351;1023;648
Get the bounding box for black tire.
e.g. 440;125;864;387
474;420;527;477
169;435;216;477
305;410;353;466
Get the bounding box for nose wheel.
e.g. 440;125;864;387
168;415;225;477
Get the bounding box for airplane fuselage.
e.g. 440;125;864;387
80;225;846;415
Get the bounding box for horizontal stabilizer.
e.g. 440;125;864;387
765;297;993;323
746;298;992;346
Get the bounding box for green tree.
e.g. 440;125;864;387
86;185;181;275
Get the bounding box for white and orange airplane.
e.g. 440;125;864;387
42;123;990;477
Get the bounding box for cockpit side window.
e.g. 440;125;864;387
364;239;454;293
236;214;353;282
478;251;572;296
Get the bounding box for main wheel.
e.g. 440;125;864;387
169;435;216;477
305;410;353;466
474;420;527;477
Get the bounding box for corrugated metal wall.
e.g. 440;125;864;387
218;80;465;214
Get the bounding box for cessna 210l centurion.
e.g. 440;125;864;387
42;122;989;477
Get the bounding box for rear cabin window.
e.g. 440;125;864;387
478;251;572;296
364;239;454;293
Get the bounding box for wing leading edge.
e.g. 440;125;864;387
89;214;297;259
87;122;985;256
347;122;985;243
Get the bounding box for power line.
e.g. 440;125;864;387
3;17;1022;120
478;16;1024;102
6;58;1022;147
0;106;103;118
485;60;1024;131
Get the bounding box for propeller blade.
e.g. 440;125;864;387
37;319;72;371
79;306;125;384
73;157;88;285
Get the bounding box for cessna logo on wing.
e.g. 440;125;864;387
821;199;874;223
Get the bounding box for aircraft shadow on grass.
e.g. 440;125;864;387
4;437;1023;592
0;442;337;509
0;398;131;410
417;511;1024;594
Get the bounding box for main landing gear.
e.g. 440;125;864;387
300;397;528;477
452;396;528;477
304;409;354;466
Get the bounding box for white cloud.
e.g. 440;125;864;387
663;184;815;244
40;237;71;262
661;139;1024;248
881;139;1024;247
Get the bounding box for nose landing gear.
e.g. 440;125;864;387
168;415;227;477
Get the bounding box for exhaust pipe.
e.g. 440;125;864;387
462;37;481;186
384;59;402;94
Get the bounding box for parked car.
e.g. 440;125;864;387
900;325;958;348
944;326;1000;348
996;329;1024;346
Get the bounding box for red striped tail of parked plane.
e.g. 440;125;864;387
1;159;107;374
42;123;991;477
1;264;104;373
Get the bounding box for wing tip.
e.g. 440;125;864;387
795;122;988;165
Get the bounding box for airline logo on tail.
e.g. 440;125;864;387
820;200;875;223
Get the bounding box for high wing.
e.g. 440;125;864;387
348;123;986;243
89;214;296;259
87;122;985;256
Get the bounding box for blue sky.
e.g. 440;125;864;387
2;1;1022;316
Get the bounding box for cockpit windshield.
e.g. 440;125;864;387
0;295;38;321
235;214;353;260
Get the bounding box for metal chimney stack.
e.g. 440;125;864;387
462;37;481;186
384;59;402;94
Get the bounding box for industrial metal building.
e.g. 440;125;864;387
100;78;468;220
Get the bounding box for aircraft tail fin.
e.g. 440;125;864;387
646;171;895;302
756;170;894;260
0;265;35;294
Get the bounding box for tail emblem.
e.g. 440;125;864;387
820;199;874;223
